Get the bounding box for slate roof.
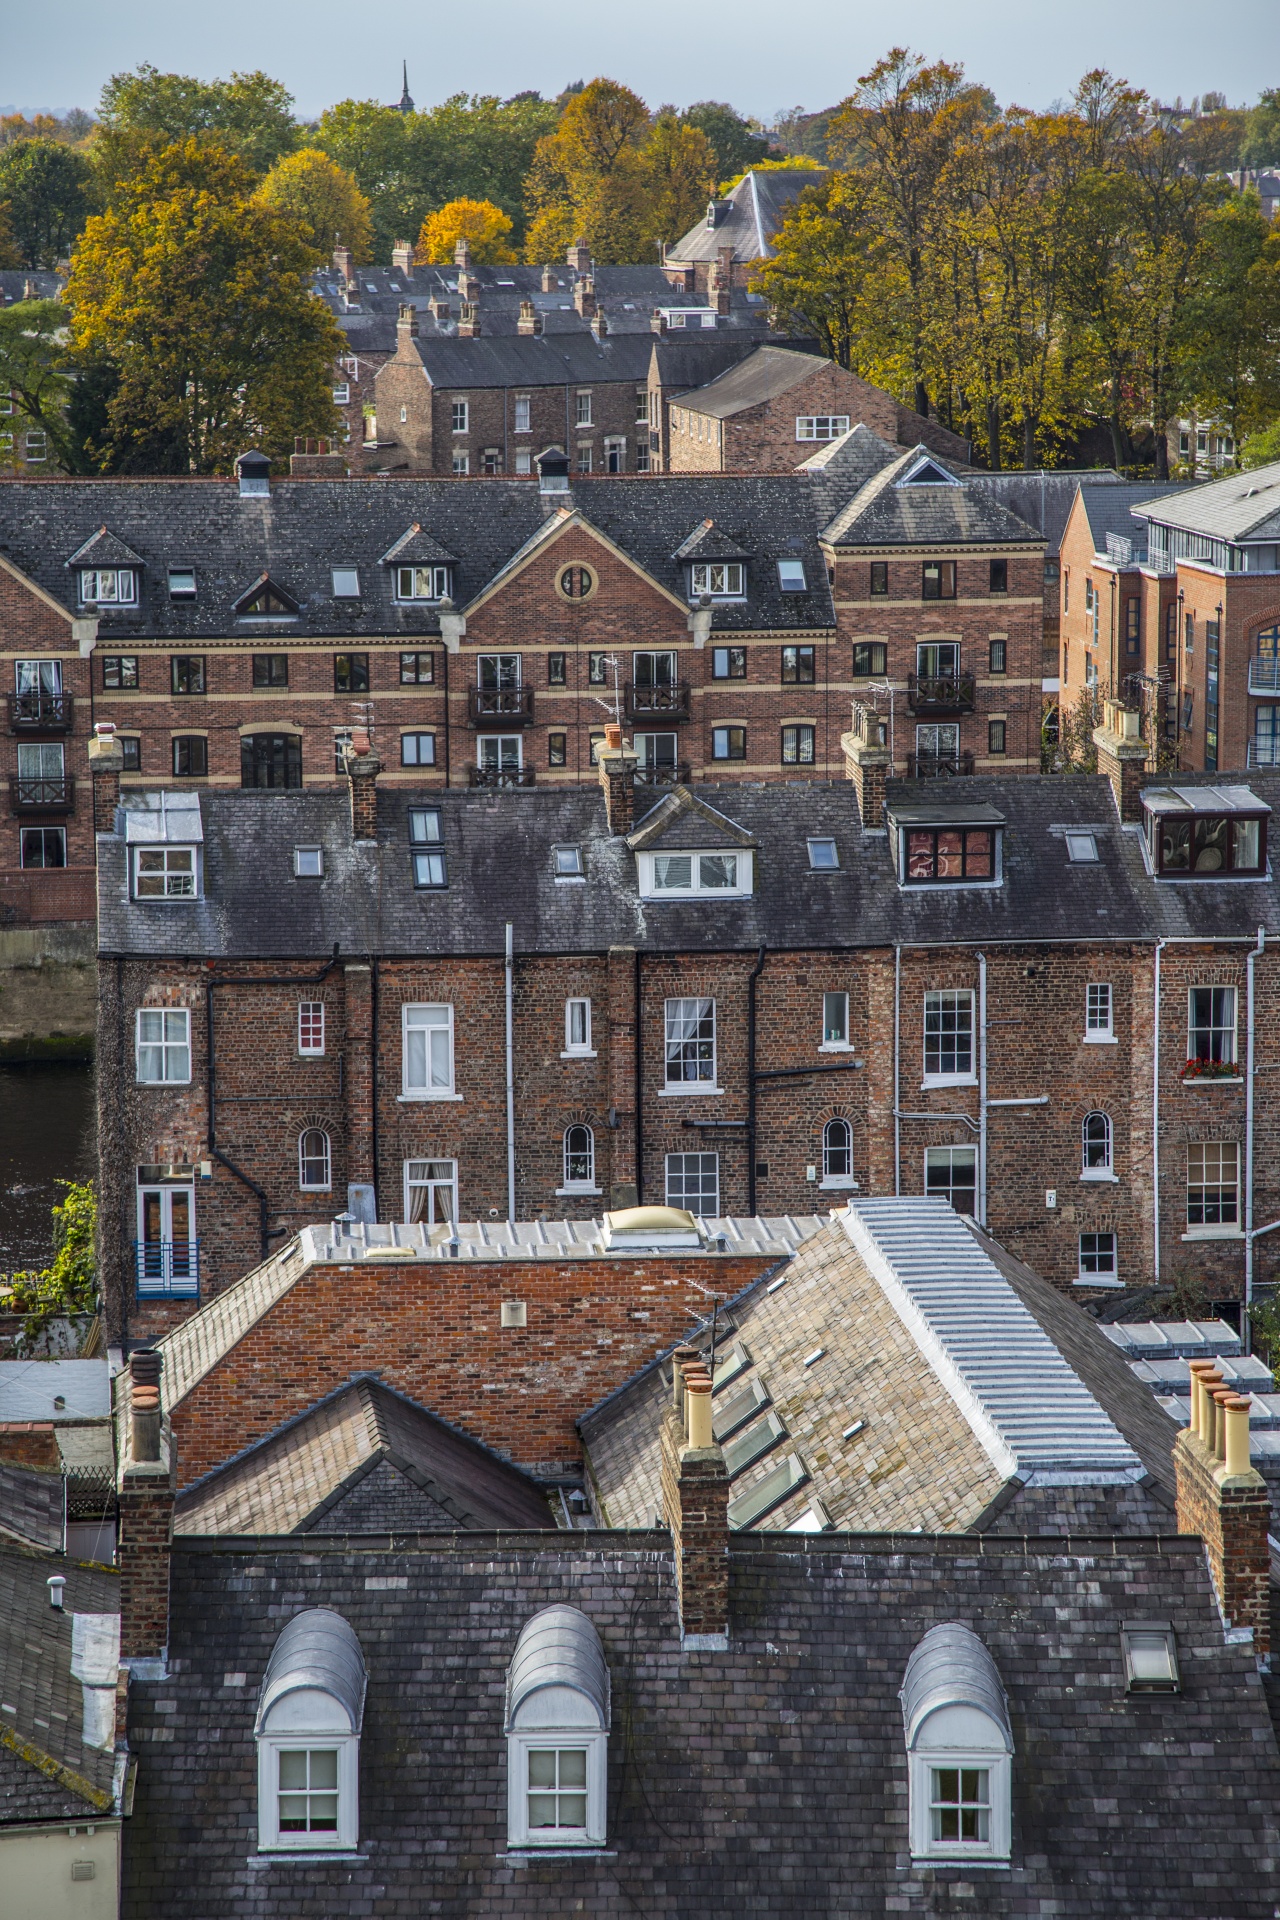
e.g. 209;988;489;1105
649;334;802;393
0;1360;110;1421
1130;459;1280;544
123;1531;1280;1916
97;770;1280;962
0;1463;64;1550
667;168;829;265
1071;481;1197;561
0;473;838;638
821;445;1043;548
174;1375;557;1536
407;330;654;390
0;1542;120;1818
581;1209;1169;1537
963;470;1123;558
673;345;832;416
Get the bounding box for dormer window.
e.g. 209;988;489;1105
80;568;136;606
134;847;196;898
690;562;744;599
902;1624;1013;1866
236;580;298;620
892;805;1003;886
638;849;752;898
396;565;450;602
256;1610;365;1853
506;1606;608;1850
1142;787;1269;877
237;450;271;498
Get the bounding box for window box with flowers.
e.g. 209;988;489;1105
1179;1060;1242;1084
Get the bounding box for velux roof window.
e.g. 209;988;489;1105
409;808;446;889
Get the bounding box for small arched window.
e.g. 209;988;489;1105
256;1609;365;1853
1081;1111;1112;1176
299;1128;331;1192
902;1622;1012;1864
506;1605;609;1849
562;1125;595;1192
822;1118;854;1188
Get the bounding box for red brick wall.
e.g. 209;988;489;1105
668;363;901;475
168;1252;780;1484
1174;1428;1270;1653
117;1469;174;1659
0;1422;60;1469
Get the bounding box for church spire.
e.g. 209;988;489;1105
398;61;414;113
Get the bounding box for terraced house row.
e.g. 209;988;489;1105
90;699;1280;1347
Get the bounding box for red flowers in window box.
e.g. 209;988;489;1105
1180;1057;1239;1081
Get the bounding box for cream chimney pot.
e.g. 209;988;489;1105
686;1376;713;1450
1224;1395;1253;1476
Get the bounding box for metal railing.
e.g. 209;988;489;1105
1248;737;1280;768
624;681;691;721
636;762;691;786
1248;656;1280;695
8;693;74;731
468;687;534;726
905;751;975;779
468;765;536;788
9;776;74;812
906;673;976;714
134;1240;201;1299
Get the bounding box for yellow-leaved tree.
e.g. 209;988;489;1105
256;146;373;260
416;196;516;263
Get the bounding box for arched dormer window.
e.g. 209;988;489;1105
256;1609;365;1852
1081;1111;1113;1177
299;1128;331;1191
901;1623;1012;1864
505;1605;609;1850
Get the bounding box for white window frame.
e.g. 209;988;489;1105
506;1730;607;1850
298;1129;332;1192
133;846;197;900
777;558;807;591
513;394;532;433
1085;983;1114;1042
332;382;350;405
135;1008;191;1085
559;1125;599;1196
1078;1231;1119;1284
1080;1111;1116;1181
80;568;137;606
515;448;532;475
298;1002;325;1056
404;1158;457;1225
257;1733;358;1854
662;997;719;1092
820;991;850;1051
925;1145;978;1215
451;400;469;433
331;567;360;598
563;998;594;1057
1186;1141;1241;1237
689;562;745;600
908;1750;1011;1866
637;850;753;899
401;1003;460;1101
452;450;470;475
1187;985;1237;1068
821;1118;856;1190
575;390;593;427
664;1151;720;1216
294;848;323;878
396;565;450;602
922;989;976;1086
795;415;850;442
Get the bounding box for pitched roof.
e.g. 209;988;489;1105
963;470;1125;557
1072;481;1197;559
175;1376;557;1535
408;330;654;389
0;1361;110;1421
821;445;1043;548
0;1543;120;1816
674;345;833;417
0;1463;64;1550
666;169;830;265
672;516;753;560
64;526;145;569
627;786;758;852
378;523;459;567
1130;462;1280;544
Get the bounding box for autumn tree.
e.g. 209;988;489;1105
637;111;718;251
0;140;95;265
523;79;651;263
256;147;373;260
1177;198;1280;453
93;65;298;193
1241;88;1280;167
65;139;341;473
416;197;516;263
753;171;891;374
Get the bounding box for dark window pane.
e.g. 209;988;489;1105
869;562;888;597
240;733;302;789
172;736;208;778
989;558;1008;594
252;654;289;688
334;653;369;693
853;643;887;677
548;653;566;686
171;657;205;695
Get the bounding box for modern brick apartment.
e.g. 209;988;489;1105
91;700;1280;1344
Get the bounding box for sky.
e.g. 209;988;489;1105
5;0;1277;123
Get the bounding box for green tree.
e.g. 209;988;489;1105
94;64;298;190
524;78;651;263
66;139;341;473
637;111;719;252
1177;195;1280;454
681;101;772;182
0;298;83;471
6;1181;97;1352
256;147;374;259
1242;420;1280;467
0;141;95;265
753;170;892;374
1241;88;1280;167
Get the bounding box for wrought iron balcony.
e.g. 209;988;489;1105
468;765;536;788
906;673;975;716
1248;655;1280;695
134;1240;200;1299
10;775;74;812
624;681;691;722
8;692;74;732
1248;736;1280;768
467;687;534;727
905;751;975;779
636;762;691;786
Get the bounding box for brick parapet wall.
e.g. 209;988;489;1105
0;1422;61;1469
659;1405;729;1638
1174;1428;1270;1654
118;1454;175;1660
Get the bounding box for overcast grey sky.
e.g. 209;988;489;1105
5;0;1277;122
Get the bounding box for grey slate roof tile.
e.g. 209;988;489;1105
0;1542;119;1815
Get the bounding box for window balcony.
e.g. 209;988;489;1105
1248;736;1280;768
637;762;691;786
9;775;74;812
624;681;691;722
906;673;976;716
1249;656;1280;695
8;693;74;733
134;1240;200;1299
467;765;536;788
905;751;975;779
467;687;535;727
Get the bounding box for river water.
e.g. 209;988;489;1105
0;1065;96;1273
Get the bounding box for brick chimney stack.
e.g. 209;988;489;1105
710;245;734;316
541;263;557;293
391;240;415;280
518;299;541;336
574;274;597;320
457;268;478;303
841;701;892;829
596;726;639;836
650;309;669;335
89;722;125;834
590;310;608;339
456;301;481;338
345;732;382;841
332;244;356;291
1093;699;1149;823
396;302;420;349
566;237;592;276
661;1349;729;1647
117;1348;175;1663
1175;1365;1270;1655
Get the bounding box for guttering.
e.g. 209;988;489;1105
746;942;767;1217
977;951;988;1227
505;923;516;1222
1246;925;1266;1331
1153;939;1166;1286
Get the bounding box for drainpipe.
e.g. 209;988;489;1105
633;948;643;1203
893;945;902;1196
1245;925;1266;1336
370;958;380;1209
977;952;988;1227
505;923;516;1221
746;942;767;1216
1153;939;1166;1287
441;645;450;788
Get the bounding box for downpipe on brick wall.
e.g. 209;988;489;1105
746;943;767;1217
893;946;901;1196
1153;939;1166;1287
977;952;988;1229
505;924;516;1221
1246;926;1267;1332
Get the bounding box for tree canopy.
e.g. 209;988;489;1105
0;140;95;266
417;197;516;263
94;65;298;189
0;299;79;471
680;101;772;182
256;147;373;261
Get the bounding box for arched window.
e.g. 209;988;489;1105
562;1125;595;1191
256;1609;365;1853
822;1118;854;1188
1081;1111;1112;1176
902;1622;1012;1863
506;1605;608;1849
299;1129;331;1191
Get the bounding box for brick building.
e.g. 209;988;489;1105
0;443;1044;801
662;168;829;299
92;706;1280;1346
